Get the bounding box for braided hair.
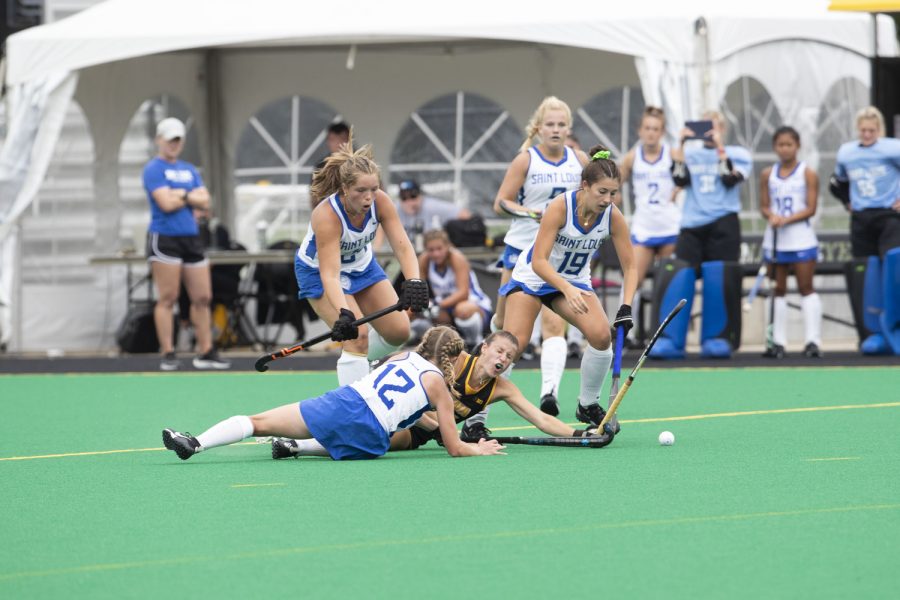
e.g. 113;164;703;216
310;133;381;205
415;325;464;400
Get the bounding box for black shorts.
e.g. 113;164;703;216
850;208;900;258
408;425;437;450
503;284;561;309
147;232;207;266
675;212;741;267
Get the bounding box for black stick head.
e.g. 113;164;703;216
254;357;271;372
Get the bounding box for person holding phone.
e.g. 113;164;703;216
650;111;752;359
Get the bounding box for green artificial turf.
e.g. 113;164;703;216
1;367;899;599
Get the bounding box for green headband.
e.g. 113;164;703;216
592;150;611;161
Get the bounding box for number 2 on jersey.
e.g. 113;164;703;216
371;363;414;409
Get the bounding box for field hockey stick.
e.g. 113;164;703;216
606;325;626;431
598;298;688;433
765;228;778;350
499;201;542;221
254;301;403;372
491;434;614;449
742;263;767;312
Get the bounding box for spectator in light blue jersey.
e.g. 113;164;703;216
831;106;900;258
670;111;752;266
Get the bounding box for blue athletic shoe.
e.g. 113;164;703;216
648;337;685;359
860;333;891;355
700;338;732;359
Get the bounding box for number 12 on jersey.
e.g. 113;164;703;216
371;363;414;409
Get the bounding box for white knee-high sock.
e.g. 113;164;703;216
196;415;254;451
291;438;330;457
578;345;613;407
464;404;490;427
773;296;788;346
337;350;369;386
367;328;402;361
529;318;541;347
801;293;822;345
540;336;567;397
490;314;501;333
455;312;484;346
567;325;584;346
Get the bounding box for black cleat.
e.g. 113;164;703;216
193;349;231;370
540;393;560;416
271;438;299;459
803;342;822;358
162;428;201;460
761;344;786;359
460;421;493;442
576;402;623;434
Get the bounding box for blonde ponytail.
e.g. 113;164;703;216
310;133;380;204
415;325;464;400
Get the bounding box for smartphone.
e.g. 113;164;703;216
684;120;713;140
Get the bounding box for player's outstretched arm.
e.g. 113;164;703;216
426;374;506;457
495;378;580;437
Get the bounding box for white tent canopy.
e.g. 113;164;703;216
0;0;896;351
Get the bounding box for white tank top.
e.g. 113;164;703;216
350;352;443;434
427;259;493;312
297;192;379;272
503;146;584;250
629;143;681;240
512;190;612;291
762;162;818;252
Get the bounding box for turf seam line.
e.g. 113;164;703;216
2;503;898;583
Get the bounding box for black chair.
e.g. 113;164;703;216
252;240;317;349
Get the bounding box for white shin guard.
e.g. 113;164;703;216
540;336;567;398
367;327;402;361
801;293;822;346
196;415;254;450
337;350;370;386
579;345;613;407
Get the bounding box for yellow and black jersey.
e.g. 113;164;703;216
451;351;499;422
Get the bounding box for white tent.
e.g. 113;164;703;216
0;0;896;351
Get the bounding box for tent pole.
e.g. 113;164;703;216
203;50;230;230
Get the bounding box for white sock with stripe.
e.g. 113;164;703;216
540;336;567;398
196;415;254;451
337;350;369;386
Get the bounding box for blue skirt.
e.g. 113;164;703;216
295;257;388;300
631;233;678;248
496;245;523;270
764;247;818;264
299;387;390;460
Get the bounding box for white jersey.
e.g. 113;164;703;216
503;146;583;250
629;143;681;241
350;352;442;434
427;260;493;312
512;190;612;292
297;192;379;272
762;162;818;252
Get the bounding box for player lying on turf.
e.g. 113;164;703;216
162;327;506;461
271;330;605;458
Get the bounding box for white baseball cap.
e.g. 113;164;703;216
156;117;186;141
